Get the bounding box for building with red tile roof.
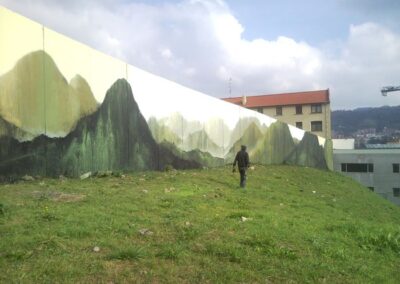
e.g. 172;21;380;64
222;89;331;139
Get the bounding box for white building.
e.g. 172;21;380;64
332;139;355;150
333;149;400;205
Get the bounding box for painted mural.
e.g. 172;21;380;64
0;7;333;177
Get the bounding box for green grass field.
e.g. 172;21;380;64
1;165;400;283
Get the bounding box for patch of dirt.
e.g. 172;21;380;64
32;191;86;202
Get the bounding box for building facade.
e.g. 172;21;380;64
334;149;400;206
223;90;331;139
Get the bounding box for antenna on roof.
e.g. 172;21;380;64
229;77;232;97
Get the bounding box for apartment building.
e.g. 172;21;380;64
223;89;331;139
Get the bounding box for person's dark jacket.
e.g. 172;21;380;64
233;149;249;170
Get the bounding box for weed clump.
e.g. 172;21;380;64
107;247;147;261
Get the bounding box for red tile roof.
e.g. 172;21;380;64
222;89;330;108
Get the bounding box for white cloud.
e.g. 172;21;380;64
1;0;400;109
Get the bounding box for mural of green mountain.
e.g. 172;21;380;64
0;116;32;141
182;129;222;158
204;117;231;150
0;50;98;140
226;122;264;162
0;79;202;176
284;132;327;169
160;141;224;168
158;112;202;139
324;139;334;170
250;121;295;164
147;116;182;145
228;117;264;149
149;115;225;158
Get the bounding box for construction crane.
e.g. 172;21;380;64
381;86;400;96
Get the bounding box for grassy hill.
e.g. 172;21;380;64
1;165;399;283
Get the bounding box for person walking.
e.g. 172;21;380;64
232;145;250;188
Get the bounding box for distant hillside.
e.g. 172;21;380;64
332;105;400;136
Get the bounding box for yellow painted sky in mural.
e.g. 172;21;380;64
0;7;126;103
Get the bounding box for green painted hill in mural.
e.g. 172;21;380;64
226;122;264;162
182;129;222;157
0;50;98;140
0;79;205;176
59;78;160;174
160;141;225;168
228;117;265;149
158;113;203;139
250;121;296;164
147;116;182;145
148;115;226;158
284;132;327;169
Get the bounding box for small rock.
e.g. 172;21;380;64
142;189;148;194
185;221;191;226
241;216;252;222
95;171;113;178
312;191;316;194
80;172;92;180
249;166;255;170
93;246;100;252
139;228;153;236
21;175;34;181
164;187;175;193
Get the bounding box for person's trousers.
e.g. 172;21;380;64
239;168;247;188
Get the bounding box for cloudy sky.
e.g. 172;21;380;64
1;0;400;110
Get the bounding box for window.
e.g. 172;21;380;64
311;104;322;113
341;163;374;173
256;107;263;113
393;164;399;173
368;187;374;192
311;121;323;132
296;122;303;129
295;105;302;114
276;106;282;116
393;188;400;197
